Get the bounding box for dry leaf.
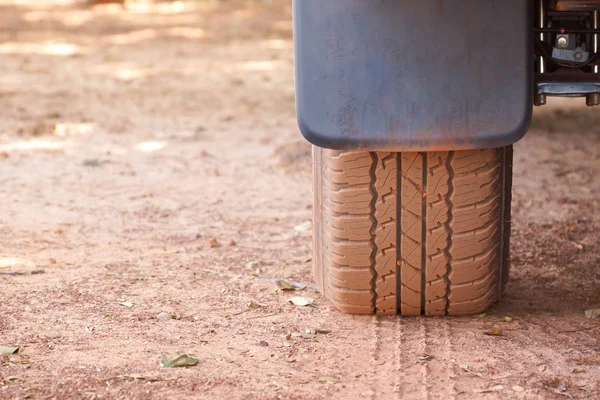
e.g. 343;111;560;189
276;279;294;290
0;258;36;269
288;296;314;306
116;374;177;382
248;301;263;309
206;238;220;248
156;312;173;321
294;221;312;232
503;316;513;322
474;385;504;393
584;308;600;319
460;364;483;378
118;301;134;308
276;279;306;291
8;358;31;364
160;354;199;368
0;346;19;355
305;328;330;335
484;329;504;337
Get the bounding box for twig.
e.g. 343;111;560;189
558;324;600;333
0;269;45;276
246;312;280;320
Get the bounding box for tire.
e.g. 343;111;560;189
312;146;513;316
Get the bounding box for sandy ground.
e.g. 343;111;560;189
0;1;599;399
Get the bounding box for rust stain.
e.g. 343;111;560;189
555;0;600;11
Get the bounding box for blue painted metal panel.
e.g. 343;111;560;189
294;0;533;150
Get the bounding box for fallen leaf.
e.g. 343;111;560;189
474;385;504;393
8;358;31;364
0;346;19;355
572;368;586;374
276;279;294;290
82;159;104;167
248;301;263;309
246;261;259;269
288;296;314;307
305;328;330;335
0;257;36;269
484;329;504;337
115;374;177;382
156;312;173;321
206;238;220;248
503;316;513;322
276;279;306;291
0;257;44;276
512;385;525;392
160;354;199;368
317;376;338;384
294;221;312;232
0;268;45;276
584;308;600;319
118;301;134;308
459;364;484;378
553;387;572;398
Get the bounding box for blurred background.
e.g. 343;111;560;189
0;1;598;399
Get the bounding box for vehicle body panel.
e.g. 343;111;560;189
293;0;533;151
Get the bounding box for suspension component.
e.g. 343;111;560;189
535;0;600;106
535;0;548;106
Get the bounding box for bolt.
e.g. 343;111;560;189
575;52;583;61
586;93;600;106
557;35;569;48
534;94;547;107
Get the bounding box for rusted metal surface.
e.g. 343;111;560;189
555;0;600;11
294;0;533;151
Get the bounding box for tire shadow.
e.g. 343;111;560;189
494;212;599;318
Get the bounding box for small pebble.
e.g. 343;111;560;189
157;312;173;322
246;261;259;270
206;238;220;248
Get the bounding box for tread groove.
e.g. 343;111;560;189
369;152;378;313
396;155;402;314
421;153;427;315
444;152;455;314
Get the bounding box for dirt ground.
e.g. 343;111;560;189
0;1;599;399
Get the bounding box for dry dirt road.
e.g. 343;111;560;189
0;1;599;399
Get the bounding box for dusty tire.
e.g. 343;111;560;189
312;147;513;316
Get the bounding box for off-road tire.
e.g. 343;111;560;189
312;147;513;316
